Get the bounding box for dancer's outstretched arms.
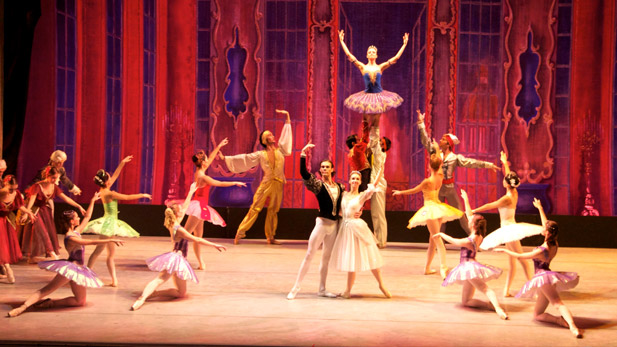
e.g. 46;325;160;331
472;195;512;214
175;226;226;252
494;246;543;259
74;193;100;233
109;191;152;202
500;151;510;175
108;156;133;188
416;110;434;154
460;189;474;221
533;197;548;228
58;193;86;215
338;30;363;70
204;175;246;188
433;232;473;248
380;33;409;71
392;179;426;196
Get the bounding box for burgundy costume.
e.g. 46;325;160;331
0;191;24;264
21;183;62;258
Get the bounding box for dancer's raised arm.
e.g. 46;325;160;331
533;197;548;228
379;33;409;71
338;30;363;70
108;156;133;188
500;151;511;175
460;189;473;221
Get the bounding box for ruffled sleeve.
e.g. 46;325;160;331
224;151;262;173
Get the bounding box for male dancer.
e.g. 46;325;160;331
417;110;499;235
287;143;344;300
368;114;390;248
346;120;371;192
29;150;81;195
219;109;292;245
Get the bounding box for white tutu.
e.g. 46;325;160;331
330;218;383;272
480;223;544;250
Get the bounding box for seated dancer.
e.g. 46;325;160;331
7;193;123;317
416;110;499;235
330;169;391;299
21;166;86;261
473;151;540;297
0;175;36;284
393;139;463;279
368;114;391;248
219;109;292;245
338;30;408;116
85;156;152;287
433;189;508;320
184;138;245;270
495;198;582;338
287;143;344;300
346;120;371;192
131;184;226;311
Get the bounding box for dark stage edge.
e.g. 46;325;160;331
54;202;617;248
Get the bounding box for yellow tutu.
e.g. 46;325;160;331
408;200;463;229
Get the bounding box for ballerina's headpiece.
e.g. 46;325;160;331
444;133;460;150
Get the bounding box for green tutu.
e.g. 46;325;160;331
84;200;139;237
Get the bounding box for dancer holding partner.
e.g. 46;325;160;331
287;143;344;300
184;138;245;270
368;114;391;248
85;156;151;287
7;192;123;317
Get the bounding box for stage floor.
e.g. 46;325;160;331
1;237;616;346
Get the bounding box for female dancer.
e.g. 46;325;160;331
393;140;463;279
433;189;508;320
338;30;408;120
131;185;227;311
7;193;124;317
1;175;36;283
21;166;86;261
329;169;390;299
496;198;582;338
184;138;245;270
85;156;152;287
472;151;536;297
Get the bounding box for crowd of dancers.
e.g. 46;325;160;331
0;31;582;339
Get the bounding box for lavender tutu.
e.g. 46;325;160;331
38;260;103;288
516;271;579;298
146;251;199;283
442;261;502;286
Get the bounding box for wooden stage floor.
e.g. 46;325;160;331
1;236;616;346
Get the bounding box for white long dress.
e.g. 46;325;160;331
330;184;383;272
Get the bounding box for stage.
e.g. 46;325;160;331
1;236;616;346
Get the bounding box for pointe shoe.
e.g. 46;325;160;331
503;291;513;298
197;262;206;271
7;273;15;284
287;287;300;300
7;305;26;317
340;292;351;299
379;285;392;298
496;308;509;320
131;297;145;311
571;327;583;339
424;268;436;275
267;238;281;245
109;280;118;287
440;265;449;280
317;290;337;298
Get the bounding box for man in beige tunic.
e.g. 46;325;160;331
220;110;292;245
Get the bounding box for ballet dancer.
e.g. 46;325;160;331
393;139;463;279
287;143;344;300
416;110;499;235
28;150;81;195
433;189;508;320
345;120;371;192
184;138;245;270
329;169;391;299
7;192;123;317
131;185;226;311
472;151;538;297
219;109;292;245
338;30;408;116
85;156;152;287
495;198;582;338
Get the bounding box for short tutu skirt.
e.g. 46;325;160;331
330;219;383;272
146;251;199;283
480;223;544;250
185;199;226;227
85;217;140;237
344;91;403;114
408;201;463;229
516;271;579;298
38;260;103;288
442;261;503;286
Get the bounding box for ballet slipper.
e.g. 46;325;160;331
287;286;301;300
197;262;206;271
424;268;436;275
379;285;392;299
109;280;119;287
496;308;509;320
317;290;337;298
7;305;27;317
131;297;145;311
440;265;449;280
267;238;281;245
340;292;351;299
6;272;15;284
503;291;513;298
558;316;582;338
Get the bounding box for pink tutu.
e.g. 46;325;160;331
185;199;226;227
344;90;403;114
38;260;103;288
442;261;502;286
147;251;198;283
516;270;579;298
